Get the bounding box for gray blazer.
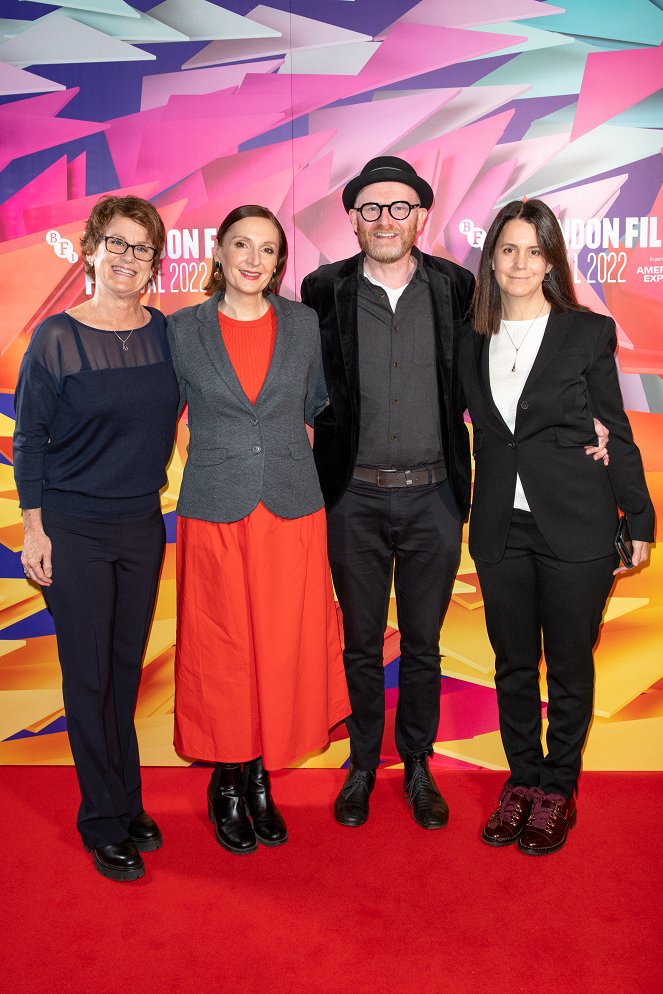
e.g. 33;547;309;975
167;292;328;523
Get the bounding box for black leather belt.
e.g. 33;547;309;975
352;463;446;488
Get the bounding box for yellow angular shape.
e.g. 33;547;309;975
435;714;663;771
135;715;189;766
603;596;650;623
0;497;23;528
0;728;73;765
0;689;65;741
0;639;25;658
0;464;18;494
25;706;65;733
0;413;15;436
290;738;351;769
435;730;508;770
0;589;46;632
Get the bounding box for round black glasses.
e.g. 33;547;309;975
354;201;421;222
103;235;157;261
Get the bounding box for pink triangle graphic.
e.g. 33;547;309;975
572;43;663;140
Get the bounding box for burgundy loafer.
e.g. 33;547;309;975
482;784;534;847
518;789;576;856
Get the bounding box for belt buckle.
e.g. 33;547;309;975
376;468;396;487
404;470;413;486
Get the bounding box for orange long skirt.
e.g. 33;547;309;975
174;503;349;769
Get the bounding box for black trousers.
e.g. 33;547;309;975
326;479;462;769
475;509;616;799
42;508;165;848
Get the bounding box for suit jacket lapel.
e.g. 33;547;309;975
479;333;512;434
196;293;254;411
520;309;574;395
256;294;291;405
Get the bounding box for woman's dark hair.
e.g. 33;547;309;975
472;198;589;335
81;195;165;280
203;205;288;296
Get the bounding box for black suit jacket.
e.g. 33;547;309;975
461;309;655;563
301;251;475;516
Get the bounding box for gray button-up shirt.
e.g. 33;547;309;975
355;250;445;471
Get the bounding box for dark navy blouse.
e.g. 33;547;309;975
13;308;180;520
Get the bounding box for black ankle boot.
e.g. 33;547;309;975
208;763;257;854
244;757;288;846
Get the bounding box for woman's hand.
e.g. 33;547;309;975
585;418;609;465
21;508;53;586
614;540;649;576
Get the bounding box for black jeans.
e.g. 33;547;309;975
42;508;165;848
475;509;616;798
327;479;462;768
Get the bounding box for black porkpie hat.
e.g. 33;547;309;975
342;156;434;213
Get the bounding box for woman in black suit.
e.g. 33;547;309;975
462;198;654;855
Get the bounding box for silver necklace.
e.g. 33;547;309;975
113;329;133;351
501;302;546;372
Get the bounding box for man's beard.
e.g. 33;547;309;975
357;220;417;263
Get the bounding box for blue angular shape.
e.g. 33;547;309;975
1;607;56;639
163;510;177;543
0;544;28;579
383;656;400;690
0;393;16;419
4;713;67;741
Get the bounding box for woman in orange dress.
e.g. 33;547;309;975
167;206;349;854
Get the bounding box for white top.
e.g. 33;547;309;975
489;312;550;511
363;266;408;311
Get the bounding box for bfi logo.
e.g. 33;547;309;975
458;218;485;248
45;229;79;263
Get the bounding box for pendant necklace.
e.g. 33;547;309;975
501;302;546;372
113;329;133;351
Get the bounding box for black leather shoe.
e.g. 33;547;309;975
84;839;145;882
403;752;449;829
334;764;376;827
208;763;257;854
129;811;163;852
244;756;288;846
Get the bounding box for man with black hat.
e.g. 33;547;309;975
301;156;475;830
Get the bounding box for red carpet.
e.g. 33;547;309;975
2;767;661;994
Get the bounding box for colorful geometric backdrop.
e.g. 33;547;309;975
1;0;661;771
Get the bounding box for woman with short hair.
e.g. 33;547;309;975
14;195;179;881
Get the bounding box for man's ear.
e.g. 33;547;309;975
415;208;428;234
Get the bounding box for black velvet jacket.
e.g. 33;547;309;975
301;251;475;516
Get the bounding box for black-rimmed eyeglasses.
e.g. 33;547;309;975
103;235;157;262
353;201;421;222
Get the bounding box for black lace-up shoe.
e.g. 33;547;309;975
403;753;448;829
334;764;376;827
